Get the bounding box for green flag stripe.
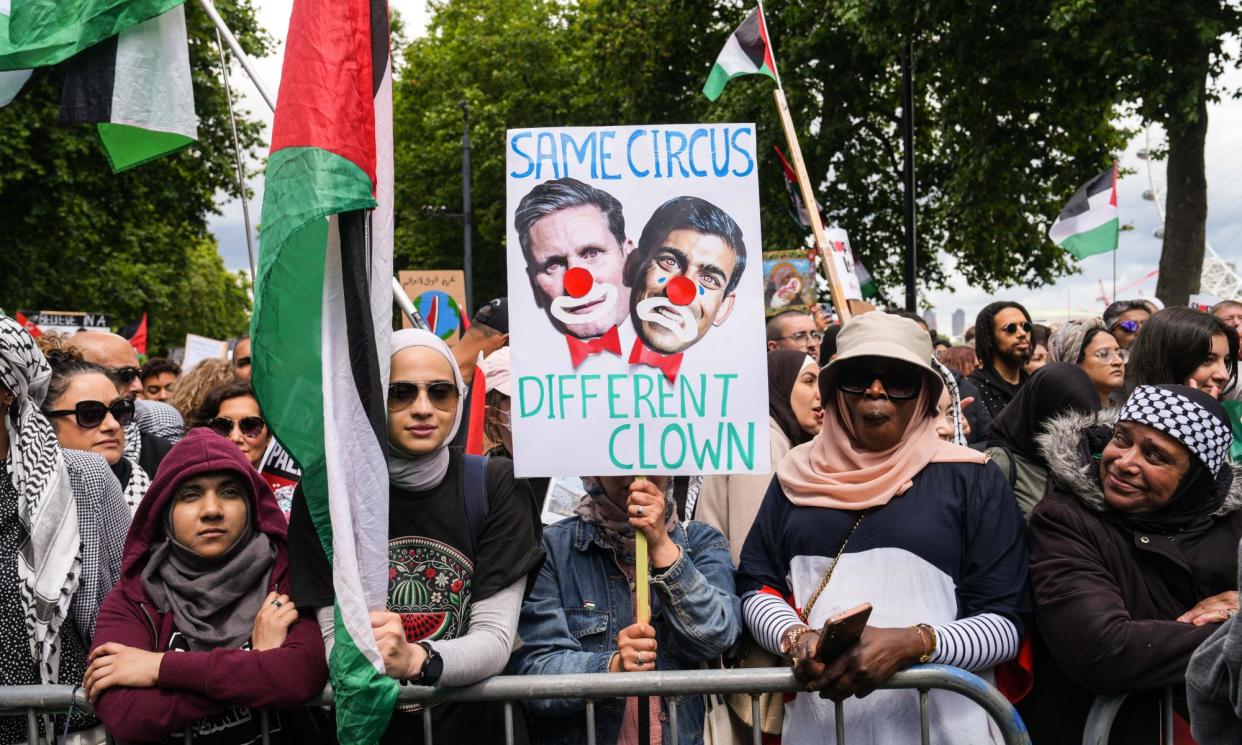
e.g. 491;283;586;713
1059;218;1119;260
703;62;777;101
0;0;186;70
97;123;193;171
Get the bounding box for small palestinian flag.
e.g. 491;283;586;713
59;5;196;172
703;5;778;101
1049;163;1119;260
855;261;878;299
774;145;820;229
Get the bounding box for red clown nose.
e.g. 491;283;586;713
564;267;593;298
666;276;696;306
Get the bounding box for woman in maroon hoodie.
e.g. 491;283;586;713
83;427;330;743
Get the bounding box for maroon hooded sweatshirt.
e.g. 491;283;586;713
90;428;328;742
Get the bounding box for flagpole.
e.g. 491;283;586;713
194;0;422;327
214;28;258;281
758;3;852;321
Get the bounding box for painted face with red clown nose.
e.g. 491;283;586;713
626;196;747;355
516;178;634;340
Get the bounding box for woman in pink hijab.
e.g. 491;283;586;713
736;312;1031;745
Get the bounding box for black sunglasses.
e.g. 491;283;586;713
388;381;459;412
1115;320;1142;334
835;361;923;400
999;321;1033;335
208;415;266;439
235;356;252;367
108;366;141;385
45;399;135;428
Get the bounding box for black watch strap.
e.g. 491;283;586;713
416;641;443;686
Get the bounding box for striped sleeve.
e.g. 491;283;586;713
930;613;1019;671
742;590;803;656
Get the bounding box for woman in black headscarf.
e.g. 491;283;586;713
696;350;822;565
986;363;1102;516
1024;383;1242;743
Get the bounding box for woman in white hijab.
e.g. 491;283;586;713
287;329;543;744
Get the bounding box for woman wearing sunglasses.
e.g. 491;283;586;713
43;349;156;514
1047;318;1125;407
0;315;131;744
288;328;543;745
1125;307;1239;401
736;312;1030;744
190;382;271;470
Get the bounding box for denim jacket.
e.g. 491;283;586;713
508;517;741;745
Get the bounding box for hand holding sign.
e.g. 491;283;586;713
627;478;680;569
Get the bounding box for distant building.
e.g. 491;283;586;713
952;309;966;338
922;309;937;333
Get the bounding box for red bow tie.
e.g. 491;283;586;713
629;339;683;383
566;326;623;368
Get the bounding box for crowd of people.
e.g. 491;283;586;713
3;294;1242;745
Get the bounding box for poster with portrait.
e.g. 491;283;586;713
505;123;770;477
762;250;818;316
398;270;467;340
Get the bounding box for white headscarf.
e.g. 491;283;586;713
387;329;466;491
0;316;82;697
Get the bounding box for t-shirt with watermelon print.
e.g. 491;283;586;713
287;448;543;744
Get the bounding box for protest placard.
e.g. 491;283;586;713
182;333;228;371
398;269;468;338
762;250;818;316
506;123;770;477
824;227;864;302
18;310;111;336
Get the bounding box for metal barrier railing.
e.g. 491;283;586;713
1082;687;1175;745
0;664;1030;745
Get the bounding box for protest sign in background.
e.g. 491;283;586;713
18;310;111;336
398;269;467;339
181;333;228;371
762;250;818;316
824;227;864;302
506;123;770;477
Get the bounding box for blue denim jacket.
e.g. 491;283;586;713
508;517;741;745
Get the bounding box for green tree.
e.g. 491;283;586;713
0;1;270;353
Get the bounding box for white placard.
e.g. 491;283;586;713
823;227;863;302
506;123;770;477
181;333;228;371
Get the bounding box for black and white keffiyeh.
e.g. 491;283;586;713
0;315;82;689
932;356;968;446
1119;384;1233;476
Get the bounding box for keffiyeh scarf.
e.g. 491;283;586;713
0;315;82;689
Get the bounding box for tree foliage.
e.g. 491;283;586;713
0;1;270;353
393;0;1135;308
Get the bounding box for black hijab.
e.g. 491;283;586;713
988;362;1101;461
769;349;816;447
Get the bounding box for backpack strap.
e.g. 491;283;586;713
462;454;490;556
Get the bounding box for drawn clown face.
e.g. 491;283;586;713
631;229;739;355
526;205;633;339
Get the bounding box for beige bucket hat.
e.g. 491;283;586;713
819;312;943;402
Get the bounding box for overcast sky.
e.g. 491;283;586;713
209;3;1242;334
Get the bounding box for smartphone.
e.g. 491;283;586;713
814;602;873;663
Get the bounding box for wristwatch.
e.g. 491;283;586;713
416;641;443;686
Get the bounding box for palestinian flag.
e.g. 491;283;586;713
855;260;878;299
703;5;778;101
1049;163;1119;260
0;0;184;70
58;4;196;172
252;0;396;742
0;2;31;107
775;145;820;229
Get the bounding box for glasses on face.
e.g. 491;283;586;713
1115;320;1143;334
208;415;266;439
235;356;252;368
778;331;824;344
108;366;141;385
999;321;1033;335
1088;348;1123;363
388;381;460;412
45;398;135;429
835;360;923;400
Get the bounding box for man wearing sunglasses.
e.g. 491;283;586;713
958;301;1034;443
1103;299;1153;355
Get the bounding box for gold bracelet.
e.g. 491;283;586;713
911;624;937;664
782;625;814;662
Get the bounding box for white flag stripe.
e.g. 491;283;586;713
0;68;30;107
1049;203;1118;243
110;5;197;139
714;33;759;76
322;216;389;673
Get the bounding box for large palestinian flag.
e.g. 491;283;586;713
0;0;184;70
1049;163;1119;260
703;5;778;101
59;4;196;172
252;0;396;741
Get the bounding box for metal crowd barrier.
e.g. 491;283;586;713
0;664;1030;745
1082;688;1176;745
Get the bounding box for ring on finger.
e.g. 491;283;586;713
636;506;645;516
634;655;643;666
1227;608;1237;618
271;600;283;608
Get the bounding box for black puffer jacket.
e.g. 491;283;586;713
1019;409;1242;744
